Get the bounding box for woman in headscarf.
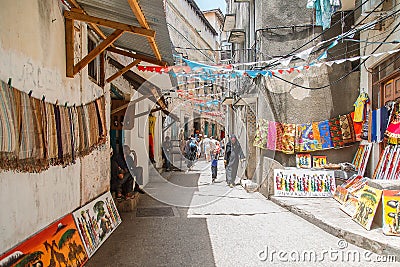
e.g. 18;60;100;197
224;134;245;187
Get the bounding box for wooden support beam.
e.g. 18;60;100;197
100;51;105;87
127;0;150;28
110;94;151;115
64;11;155;38
150;86;167;110
73;29;124;75
65;18;74;78
127;0;162;61
150;107;163;113
106;47;167;66
106;59;141;83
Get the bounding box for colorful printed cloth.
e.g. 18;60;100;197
339;114;356;145
253;119;269;149
353;92;369;122
361;110;370;140
267;121;277;150
318;120;333;149
281;123;296;154
329;117;344;148
312;122;322;150
350;112;363;141
275;122;284;152
296;123;316;152
386;112;400;145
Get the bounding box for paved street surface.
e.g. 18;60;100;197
86;160;395;267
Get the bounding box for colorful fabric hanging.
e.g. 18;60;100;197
296;123;316;152
386;112;400;145
275;122;284;152
318;120;333;149
281;123;296;154
339;114;356;145
253;119;269;149
353;92;369;122
329;117;344;148
312;122;323;150
267;121;277;151
350;112;363;141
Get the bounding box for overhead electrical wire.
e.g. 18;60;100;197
271;19;400;90
259;0;388;70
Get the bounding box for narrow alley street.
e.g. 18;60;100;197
85;160;382;267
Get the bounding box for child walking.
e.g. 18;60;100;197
211;149;218;183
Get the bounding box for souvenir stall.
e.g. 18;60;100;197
333;102;400;234
253;89;374;198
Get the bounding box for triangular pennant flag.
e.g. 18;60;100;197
295;46;314;61
317;51;328;60
279;56;293;67
278;69;284;74
325;61;335;67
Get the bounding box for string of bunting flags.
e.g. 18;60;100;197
136;47;400;81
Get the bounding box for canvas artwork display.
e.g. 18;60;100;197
274;169;336;197
0;214;88;267
296;154;312;168
72;191;122;257
352;185;383;230
333;186;349;204
352;143;372;176
382;190;400;236
312;156;327;168
340;195;359;217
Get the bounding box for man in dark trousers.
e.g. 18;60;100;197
224;134;245;188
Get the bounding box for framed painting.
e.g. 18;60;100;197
72;191;122;258
0;214;88;267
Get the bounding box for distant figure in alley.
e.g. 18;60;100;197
224;135;245;188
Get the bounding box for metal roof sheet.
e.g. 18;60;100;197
76;0;174;65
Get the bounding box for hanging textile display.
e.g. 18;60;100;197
253;119;269;149
329;117;344;148
311;122;323;150
385;111;400;145
44;102;58;164
281;123;296;154
267;121;277;151
0;80;19;170
0;79;107;173
318;120;333;149
296;123;316;152
339;114;356;145
275;122;284;152
353;91;369;123
350;112;363;141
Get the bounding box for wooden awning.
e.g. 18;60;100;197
64;0;174;78
109;58;179;122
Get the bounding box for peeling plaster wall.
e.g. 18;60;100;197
0;0;110;253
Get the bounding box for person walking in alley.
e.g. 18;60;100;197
211;149;219;183
224;135;245;188
203;135;211;162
